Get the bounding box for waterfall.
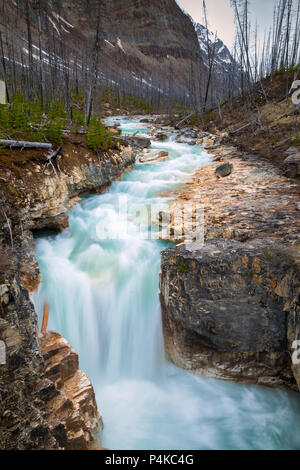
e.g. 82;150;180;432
33;116;300;450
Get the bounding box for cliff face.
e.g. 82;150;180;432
160;239;299;390
0;0;203;99
0;259;58;449
0;137;137;449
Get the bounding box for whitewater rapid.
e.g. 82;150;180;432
33;116;300;450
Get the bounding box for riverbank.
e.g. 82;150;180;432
145;121;300;390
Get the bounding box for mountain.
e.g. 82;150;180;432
188;14;238;103
0;0;204;103
193;21;235;76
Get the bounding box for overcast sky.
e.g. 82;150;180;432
176;0;277;50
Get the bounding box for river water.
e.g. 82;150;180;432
33;116;300;450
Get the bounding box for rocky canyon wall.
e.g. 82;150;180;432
0;137;137;449
159;133;300;391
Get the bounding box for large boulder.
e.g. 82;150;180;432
283;154;300;178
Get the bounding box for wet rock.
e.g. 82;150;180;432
0;265;59;450
175;136;197;145
215;162;233;178
283;154;300;178
140;118;150;123
160;239;300;389
39;331;102;450
154;132;169;142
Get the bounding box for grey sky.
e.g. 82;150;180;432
177;0;276;49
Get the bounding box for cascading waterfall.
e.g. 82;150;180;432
33;116;300;450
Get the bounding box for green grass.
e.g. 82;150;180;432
176;262;190;274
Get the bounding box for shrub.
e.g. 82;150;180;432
44;117;63;145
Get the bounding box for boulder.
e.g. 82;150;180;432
140;118;150;123
139;149;169;164
154;132;169;142
283;154;300;178
215;162;233;178
212;155;223;162
108;127;121;135
131;135;151;148
175;135;197;145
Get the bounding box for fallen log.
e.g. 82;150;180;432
0;139;52;149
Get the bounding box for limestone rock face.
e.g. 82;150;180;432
139;149;169;164
0;140;133;448
160;239;300;389
0;257;58;450
39;331;102;450
283;154;300;178
215;162;233;178
6;143;136;234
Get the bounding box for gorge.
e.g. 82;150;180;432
31;116;300;450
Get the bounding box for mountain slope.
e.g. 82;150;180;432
0;0;204;102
